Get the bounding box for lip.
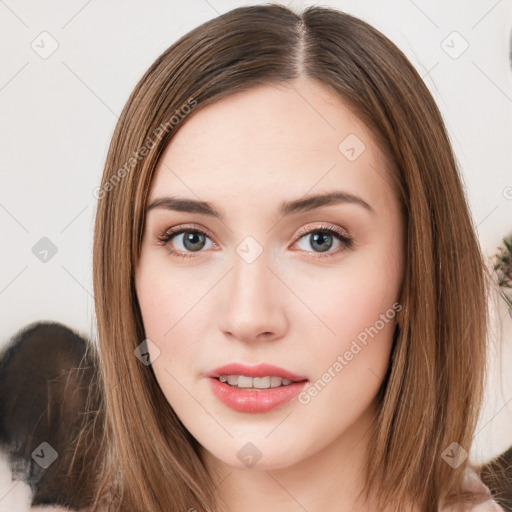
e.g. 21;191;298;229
205;363;309;414
205;363;308;382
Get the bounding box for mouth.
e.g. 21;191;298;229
216;374;298;389
205;363;309;413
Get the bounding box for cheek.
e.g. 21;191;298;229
293;260;399;346
135;255;211;380
298;283;397;413
309;290;396;386
136;253;200;336
293;243;401;379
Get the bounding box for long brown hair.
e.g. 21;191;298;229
70;4;494;511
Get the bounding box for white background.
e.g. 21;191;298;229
1;0;512;509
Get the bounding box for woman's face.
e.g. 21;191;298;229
135;77;404;473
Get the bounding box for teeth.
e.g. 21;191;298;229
218;375;294;389
238;375;253;388
226;375;238;386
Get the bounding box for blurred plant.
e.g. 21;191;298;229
493;234;512;318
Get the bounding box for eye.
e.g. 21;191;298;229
155;223;353;259
155;224;216;259
292;224;353;258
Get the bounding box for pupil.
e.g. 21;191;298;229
311;233;332;252
183;232;205;251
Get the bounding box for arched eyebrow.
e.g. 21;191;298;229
145;191;375;220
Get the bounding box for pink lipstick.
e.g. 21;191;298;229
205;363;308;414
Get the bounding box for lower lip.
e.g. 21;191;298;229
207;378;308;413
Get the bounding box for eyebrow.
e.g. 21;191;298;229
145;190;375;219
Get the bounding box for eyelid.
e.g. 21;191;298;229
294;222;351;241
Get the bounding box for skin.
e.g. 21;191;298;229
135;76;408;511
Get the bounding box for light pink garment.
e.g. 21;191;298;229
28;469;505;512
29;508;75;512
440;468;504;511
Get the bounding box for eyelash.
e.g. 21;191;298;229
155;223;353;260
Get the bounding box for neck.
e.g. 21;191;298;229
201;400;413;512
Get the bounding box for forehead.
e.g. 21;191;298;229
147;78;393;214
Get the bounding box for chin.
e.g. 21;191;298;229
201;437;311;472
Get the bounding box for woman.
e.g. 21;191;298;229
23;3;506;511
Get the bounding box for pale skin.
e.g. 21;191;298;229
134;76;410;511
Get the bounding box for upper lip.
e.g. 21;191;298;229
205;363;308;382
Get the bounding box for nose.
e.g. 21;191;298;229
218;253;288;344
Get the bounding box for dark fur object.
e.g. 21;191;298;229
0;321;510;510
0;321;102;510
480;447;512;510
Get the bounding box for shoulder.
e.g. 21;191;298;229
29;507;96;512
462;467;505;511
29;507;92;512
29;508;78;512
441;467;505;511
